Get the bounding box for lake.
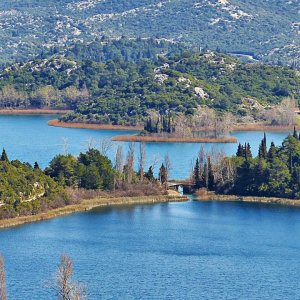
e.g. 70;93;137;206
0;114;290;179
1;198;300;299
0;115;298;299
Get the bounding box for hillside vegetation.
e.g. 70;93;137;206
0;0;299;66
0;48;299;126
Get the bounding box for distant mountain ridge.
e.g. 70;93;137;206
0;0;299;66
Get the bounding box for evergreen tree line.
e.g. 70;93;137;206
193;130;300;199
144;113;175;134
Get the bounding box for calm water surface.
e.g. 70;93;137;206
0;114;291;179
0;115;299;299
1;199;300;299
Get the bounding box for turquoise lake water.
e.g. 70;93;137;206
0;114;290;179
1;198;300;299
0;115;298;299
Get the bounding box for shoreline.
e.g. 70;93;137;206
0;109;71;115
48;119;144;131
231;124;298;132
196;193;300;207
0;194;188;229
112;135;237;143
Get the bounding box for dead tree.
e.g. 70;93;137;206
114;146;124;187
138;143;146;182
126;143;135;184
99;138;113;156
164;153;172;183
55;255;84;300
0;256;7;300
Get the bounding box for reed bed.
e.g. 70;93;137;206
0;195;188;229
48;119;143;131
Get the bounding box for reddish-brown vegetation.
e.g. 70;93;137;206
48;119;143;131
0;109;71;115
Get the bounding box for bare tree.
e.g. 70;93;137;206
138;143;146;182
164;153;172;183
83;138;96;151
55;255;84;300
0;256;7;300
126;143;135;184
99;138;113;156
115;146;124;188
61;137;70;155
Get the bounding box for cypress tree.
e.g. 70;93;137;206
293;127;298;139
159;163;167;184
268;142;276;162
236;143;244;157
258;134;267;159
194;158;201;188
202;162;208;188
0;149;8;162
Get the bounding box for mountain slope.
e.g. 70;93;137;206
0;0;299;66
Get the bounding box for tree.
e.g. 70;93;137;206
194;158;202;188
138;143;146;182
145;166;155;182
125;143;135;184
34;161;40;170
268;142;277;162
164;154;172;183
55;255;84;300
0;149;8;162
293;127;299;139
159;164;167;185
236;143;244;157
207;156;214;190
0;256;7;300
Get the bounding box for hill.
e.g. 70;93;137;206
0;0;299;66
0;50;299;126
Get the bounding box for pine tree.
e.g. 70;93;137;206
34;161;40;170
0;149;8;162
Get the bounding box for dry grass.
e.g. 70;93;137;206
48;119;143;131
0;109;71;115
0;194;188;229
195;191;300;207
112;135;237;143
231;124;298;132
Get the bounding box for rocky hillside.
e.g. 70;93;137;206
0;0;299;66
0;51;299;125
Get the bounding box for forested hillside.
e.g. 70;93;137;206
0;50;299;125
0;0;299;66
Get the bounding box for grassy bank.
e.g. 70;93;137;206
196;191;300;207
48;119;143;131
231;124;297;132
112;135;237;143
0;194;188;229
0;109;71;115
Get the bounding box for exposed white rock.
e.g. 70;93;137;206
194;87;209;99
154;73;169;84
